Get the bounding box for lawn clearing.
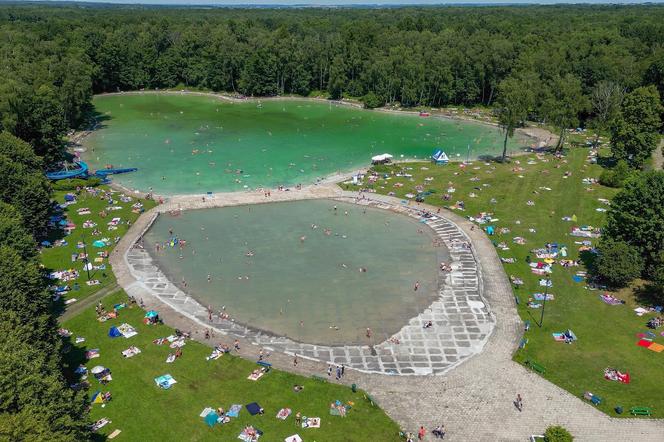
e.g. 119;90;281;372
62;291;400;441
42;186;155;311
349;146;664;417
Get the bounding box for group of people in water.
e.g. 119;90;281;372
150;201;444;342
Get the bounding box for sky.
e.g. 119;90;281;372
30;0;664;6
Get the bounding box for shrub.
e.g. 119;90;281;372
544;425;573;442
599;160;635;188
51;177;101;191
593;239;643;287
362;92;384;109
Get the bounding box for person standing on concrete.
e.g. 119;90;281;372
515;393;523;412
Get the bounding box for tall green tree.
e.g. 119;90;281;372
603;170;664;277
11;85;67;163
589;81;623;147
541;74;588;152
496;73;536;161
610;85;663;168
0;133;52;239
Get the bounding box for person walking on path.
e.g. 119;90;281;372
335;365;342;380
341;364;345;377
327;365;333;377
418;426;426;440
515;393;523;412
293;354;298;367
234;339;240;351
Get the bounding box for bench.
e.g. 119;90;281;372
256;361;271;372
311;374;327;383
630;407;652;416
525;360;546;374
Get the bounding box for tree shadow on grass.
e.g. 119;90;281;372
632;283;664;308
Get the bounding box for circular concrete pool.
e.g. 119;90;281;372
143;199;447;345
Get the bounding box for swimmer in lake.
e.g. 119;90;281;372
414;281;420;291
300;235;306;243
207;274;211;283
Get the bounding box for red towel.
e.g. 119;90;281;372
637;339;653;347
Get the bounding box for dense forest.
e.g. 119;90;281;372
1;3;664;161
0;4;663;440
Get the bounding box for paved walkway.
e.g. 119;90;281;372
109;185;664;441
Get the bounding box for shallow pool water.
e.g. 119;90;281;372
86;94;529;194
143;199;447;345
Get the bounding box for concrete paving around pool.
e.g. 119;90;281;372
117;189;495;375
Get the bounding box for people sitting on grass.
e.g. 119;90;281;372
647;317;663;329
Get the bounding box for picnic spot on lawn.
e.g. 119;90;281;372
346;144;664;417
48;184;400;440
61;291;400;441
42;187;156;313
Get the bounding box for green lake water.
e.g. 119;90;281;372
143;200;446;345
86;93;529;194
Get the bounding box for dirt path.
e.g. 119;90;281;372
59;283;119;322
652;138;664;170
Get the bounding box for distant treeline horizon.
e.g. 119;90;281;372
0;3;663;161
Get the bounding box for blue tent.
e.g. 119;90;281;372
108;326;122;338
204;411;219;427
145;310;159;318
432;149;449;165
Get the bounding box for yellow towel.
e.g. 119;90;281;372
647;342;664;353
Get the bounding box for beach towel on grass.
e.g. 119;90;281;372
552;333;566;342
238;427;261;441
276;408;291;420
199;407;214;418
227;404;242;418
154;374;176;389
303;417;321;428
246;402;262;415
637;339;653;347
284;435;302;442
117;323;137;338
121;347;140;358
648;342;664;353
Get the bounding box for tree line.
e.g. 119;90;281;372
1;4;664;161
0;133;89;440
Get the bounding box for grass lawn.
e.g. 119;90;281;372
347;145;664;417
41;185;156;311
62;291;400;441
